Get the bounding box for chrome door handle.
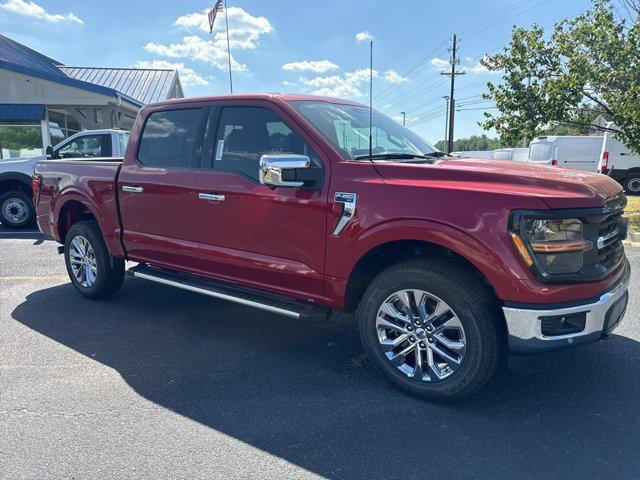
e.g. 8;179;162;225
122;186;143;193
199;193;226;202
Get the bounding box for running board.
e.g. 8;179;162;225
128;264;331;321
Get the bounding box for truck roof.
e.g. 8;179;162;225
147;93;366;108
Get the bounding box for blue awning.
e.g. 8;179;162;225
0;104;46;122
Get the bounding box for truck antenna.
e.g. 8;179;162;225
369;40;373;163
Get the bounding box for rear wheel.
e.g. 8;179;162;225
64;220;124;299
357;259;502;401
623;176;640;195
0;190;35;229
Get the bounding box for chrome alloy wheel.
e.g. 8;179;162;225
375;289;466;381
2;197;29;225
69;235;98;287
628;177;640;193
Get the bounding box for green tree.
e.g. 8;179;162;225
481;0;640;152
435;134;508;152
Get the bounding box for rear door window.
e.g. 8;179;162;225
137;109;203;168
529;142;554;161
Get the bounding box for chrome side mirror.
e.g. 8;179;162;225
259;154;311;188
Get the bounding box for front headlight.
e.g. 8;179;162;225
510;216;592;276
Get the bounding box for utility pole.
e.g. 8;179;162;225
400;111;406;126
442;96;450;149
440;34;465;154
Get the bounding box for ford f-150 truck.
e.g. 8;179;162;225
33;94;630;401
1;129;128;228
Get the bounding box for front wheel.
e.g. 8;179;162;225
357;259;502;401
64;220;125;299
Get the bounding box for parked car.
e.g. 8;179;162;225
598;123;640;194
492;147;529;162
0;129;128;228
528;135;603;171
33;94;630;401
451;150;493;159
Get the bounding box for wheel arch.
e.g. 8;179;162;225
0;172;33;196
339;221;510;312
57;198;99;242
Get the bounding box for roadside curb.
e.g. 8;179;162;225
624;230;640;247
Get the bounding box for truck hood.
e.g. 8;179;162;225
0;155;44;175
374;158;623;209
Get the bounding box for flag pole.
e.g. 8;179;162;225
223;0;233;93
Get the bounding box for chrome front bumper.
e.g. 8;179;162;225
503;261;631;355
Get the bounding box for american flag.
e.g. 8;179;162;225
208;0;223;34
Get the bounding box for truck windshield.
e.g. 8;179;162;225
290;101;439;161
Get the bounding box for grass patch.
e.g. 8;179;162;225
625;195;640;215
625;196;640;232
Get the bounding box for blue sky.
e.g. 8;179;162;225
0;0;592;143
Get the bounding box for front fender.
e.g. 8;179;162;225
324;218;520;309
335;218;511;280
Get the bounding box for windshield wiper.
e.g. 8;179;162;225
353;153;435;160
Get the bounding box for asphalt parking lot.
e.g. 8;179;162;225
1;225;639;480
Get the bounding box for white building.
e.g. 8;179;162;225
0;34;183;158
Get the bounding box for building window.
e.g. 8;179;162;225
0;122;43;159
48;111;82;139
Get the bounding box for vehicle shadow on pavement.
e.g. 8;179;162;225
12;279;640;479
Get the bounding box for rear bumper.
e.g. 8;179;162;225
503;260;630;355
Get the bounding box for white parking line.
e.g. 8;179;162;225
0;230;41;235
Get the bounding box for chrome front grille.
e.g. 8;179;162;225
596;211;624;271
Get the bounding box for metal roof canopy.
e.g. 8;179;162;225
61;67;180;105
0;34;182;107
0;104;46;121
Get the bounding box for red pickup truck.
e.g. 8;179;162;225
33;94;630;400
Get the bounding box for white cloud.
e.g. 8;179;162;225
145;35;247;72
147;7;273;73
384;69;408;84
282;60;339;73
175;6;271;49
0;0;83;24
300;68;378;99
134;60;208;87
430;57;450;69
355;31;373;42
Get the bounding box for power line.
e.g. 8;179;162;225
440;34;465;154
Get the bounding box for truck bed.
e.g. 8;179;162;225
33;158;124;255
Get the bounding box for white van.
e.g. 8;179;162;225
528;136;604;171
598;123;640;194
492;147;529;162
451;150;493;159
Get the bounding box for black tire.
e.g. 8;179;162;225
64;220;125;299
356;259;502;401
0;189;36;229
623;175;640;195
